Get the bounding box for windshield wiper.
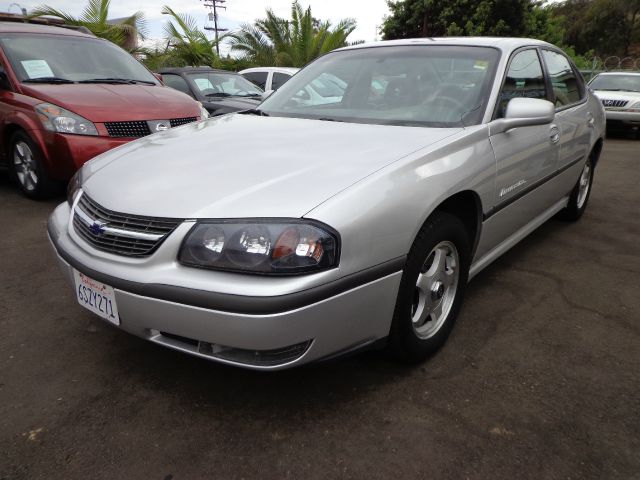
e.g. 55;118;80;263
240;108;270;116
317;117;344;122
22;77;75;84
235;93;262;97
205;92;232;97
79;78;156;85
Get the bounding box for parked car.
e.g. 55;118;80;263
588;72;640;136
49;38;605;370
239;67;298;91
159;67;263;116
0;22;205;198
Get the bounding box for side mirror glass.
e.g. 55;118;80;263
261;89;274;101
489;98;555;135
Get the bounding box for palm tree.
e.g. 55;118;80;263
30;0;146;50
161;6;225;67
229;1;357;67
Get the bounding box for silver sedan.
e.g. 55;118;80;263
48;38;605;370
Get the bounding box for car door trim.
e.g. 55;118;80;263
483;155;584;221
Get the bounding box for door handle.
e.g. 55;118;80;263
549;125;560;144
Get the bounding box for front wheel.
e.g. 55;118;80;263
387;212;471;363
8;131;59;199
557;157;594;221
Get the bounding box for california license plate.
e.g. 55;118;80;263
73;270;120;326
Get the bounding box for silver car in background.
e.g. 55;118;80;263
588;71;640;136
48;38;605;370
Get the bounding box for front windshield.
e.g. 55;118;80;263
260;45;500;127
589;74;640;93
0;33;158;84
188;72;263;97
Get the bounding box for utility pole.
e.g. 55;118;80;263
202;0;228;56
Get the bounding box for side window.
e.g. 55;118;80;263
271;72;291;91
163;74;192;96
497;49;547;118
541;50;583;108
242;72;268;90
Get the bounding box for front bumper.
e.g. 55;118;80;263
42;131;130;181
604;110;640;127
48;203;403;370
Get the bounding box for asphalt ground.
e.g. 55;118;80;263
1;137;639;480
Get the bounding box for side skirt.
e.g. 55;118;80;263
468;196;569;280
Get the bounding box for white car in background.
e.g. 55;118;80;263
239;67;299;92
589;72;640;136
240;67;345;106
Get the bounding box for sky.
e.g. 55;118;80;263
8;0;391;55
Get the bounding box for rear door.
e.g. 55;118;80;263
539;49;592;174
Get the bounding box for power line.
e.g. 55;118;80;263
201;0;228;56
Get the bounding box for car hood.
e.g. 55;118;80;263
83;114;462;219
202;96;261;115
20;83;200;122
592;89;640;103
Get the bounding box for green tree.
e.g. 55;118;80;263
381;0;539;39
160;6;226;67
229;1;357;67
30;0;146;50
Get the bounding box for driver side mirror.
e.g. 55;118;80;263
489;98;555;135
0;71;11;91
261;89;274;101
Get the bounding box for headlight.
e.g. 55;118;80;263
198;102;209;119
179;221;339;275
629;101;640;112
67;169;82;206
36;103;98;135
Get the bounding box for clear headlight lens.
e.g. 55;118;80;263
629;101;640;112
198;102;210;119
179;221;339;275
35;103;98;135
67;169;82;206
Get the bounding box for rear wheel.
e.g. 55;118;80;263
558;156;594;221
387;212;471;363
8;131;59;199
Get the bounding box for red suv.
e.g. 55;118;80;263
0;22;205;198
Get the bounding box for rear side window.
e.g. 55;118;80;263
541;50;583;107
271;72;291;90
242;71;268;90
163;74;191;96
497;49;547;118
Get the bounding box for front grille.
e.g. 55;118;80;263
104;120;151;138
601;99;628;108
170;116;198;127
104;117;198;138
158;331;312;367
72;193;182;257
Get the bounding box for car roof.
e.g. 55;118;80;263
239;67;299;75
158;66;237;75
0;21;94;37
593;71;640;76
337;37;554;53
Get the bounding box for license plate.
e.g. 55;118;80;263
73;270;120;326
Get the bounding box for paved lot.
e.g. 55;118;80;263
1;138;639;480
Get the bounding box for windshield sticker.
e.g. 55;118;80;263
194;78;214;90
21;59;54;79
474;60;489;70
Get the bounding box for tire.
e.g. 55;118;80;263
387;211;471;363
8;130;60;199
557;156;594;221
